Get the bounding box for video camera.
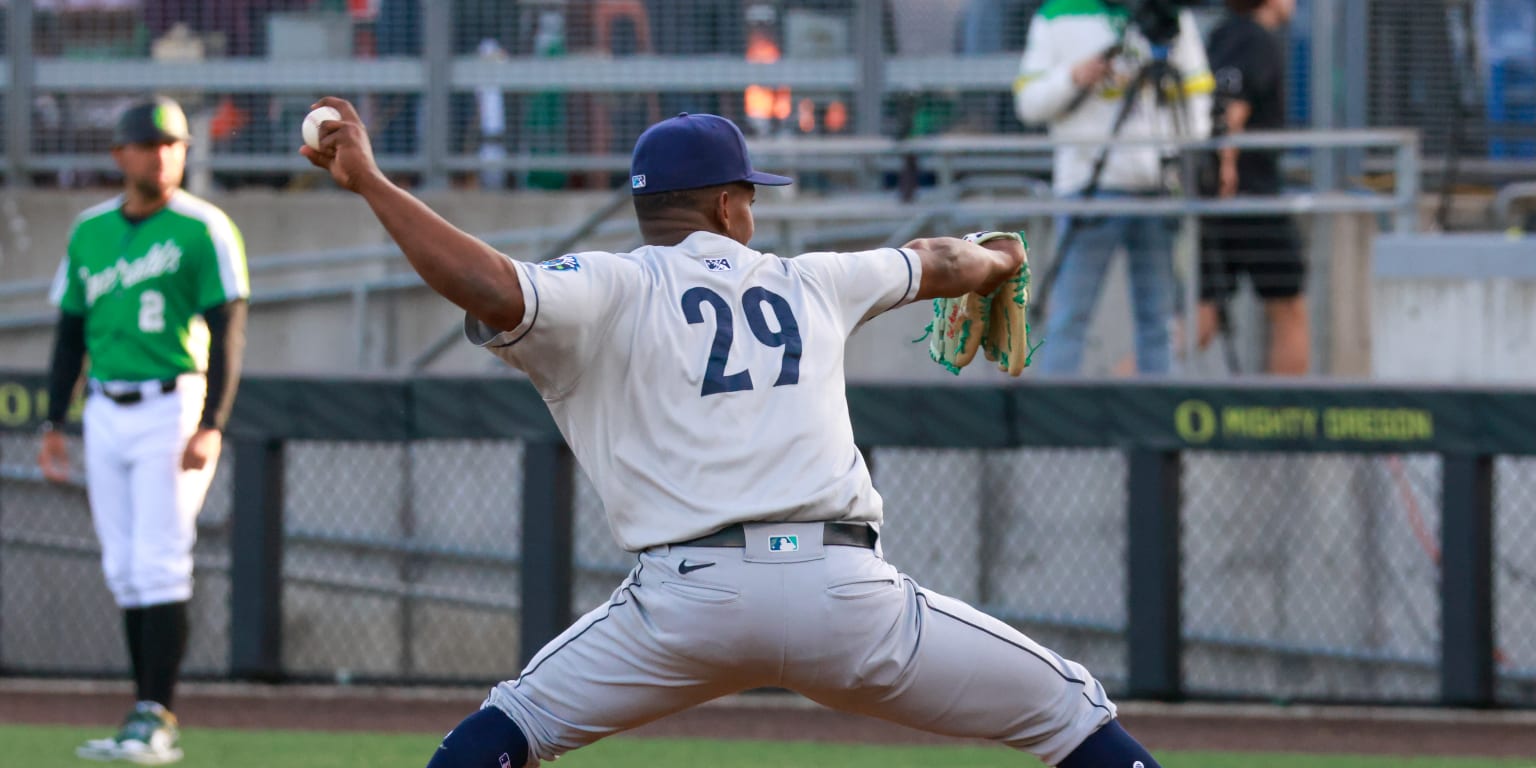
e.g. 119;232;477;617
1105;0;1194;47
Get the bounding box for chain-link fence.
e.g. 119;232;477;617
6;395;1536;706
878;448;1131;689
1367;0;1536;165
0;434;538;684
1183;452;1444;703
2;0;1531;189
1496;456;1536;705
0;430;234;679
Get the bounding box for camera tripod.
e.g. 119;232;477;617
1027;43;1224;369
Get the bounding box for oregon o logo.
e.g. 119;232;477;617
0;382;31;427
1174;399;1216;444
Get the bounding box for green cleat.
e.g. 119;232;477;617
75;702;183;765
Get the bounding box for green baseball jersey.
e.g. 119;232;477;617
49;191;249;382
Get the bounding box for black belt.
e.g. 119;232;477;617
676;522;877;549
89;378;178;405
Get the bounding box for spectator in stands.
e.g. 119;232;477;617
1014;0;1213;376
956;0;1039;56
144;0;315;59
953;0;1039;134
142;0;314;179
1199;0;1309;375
645;0;745;117
453;0;521;188
374;0;420;159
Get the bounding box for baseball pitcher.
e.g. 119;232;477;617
38;97;249;766
305;98;1162;768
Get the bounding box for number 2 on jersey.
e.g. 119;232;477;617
681;286;801;396
138;290;165;333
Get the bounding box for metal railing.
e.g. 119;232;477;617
0;128;1419;378
0;0;1012;186
0;128;1419;278
4;0;1527;191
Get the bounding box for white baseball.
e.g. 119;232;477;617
302;106;342;152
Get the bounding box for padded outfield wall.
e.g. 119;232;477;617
1;373;1534;707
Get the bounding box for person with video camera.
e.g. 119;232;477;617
1198;0;1309;375
1014;0;1213;376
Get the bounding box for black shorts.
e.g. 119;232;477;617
1200;215;1306;301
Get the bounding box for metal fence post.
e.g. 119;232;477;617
6;0;35;187
1340;0;1369;188
1310;0;1338;193
853;0;886;138
1395;132;1422;234
230;437;285;681
0;433;6;668
420;0;452;190
1126;447;1183;701
1178;153;1201;367
520;440;575;669
1441;451;1495;708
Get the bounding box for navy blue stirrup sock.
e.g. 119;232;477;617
1057;720;1161;768
425;707;529;768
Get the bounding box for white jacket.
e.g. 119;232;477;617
1014;0;1213;195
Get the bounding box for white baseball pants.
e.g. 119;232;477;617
82;374;215;608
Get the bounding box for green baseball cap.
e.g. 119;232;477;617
113;97;190;146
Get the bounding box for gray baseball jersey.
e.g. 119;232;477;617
467;231;914;551
464;232;1116;766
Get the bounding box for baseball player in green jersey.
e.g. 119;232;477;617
38;96;249;766
306;97;1164;768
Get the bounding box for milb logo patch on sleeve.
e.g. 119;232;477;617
538;255;581;272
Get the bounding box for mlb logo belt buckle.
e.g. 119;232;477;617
768;535;799;552
743;522;823;563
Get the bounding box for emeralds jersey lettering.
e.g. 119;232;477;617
82;239;187;305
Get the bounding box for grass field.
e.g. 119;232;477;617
3;725;1532;768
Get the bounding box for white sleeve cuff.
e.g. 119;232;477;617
463;260;539;348
896;247;922;307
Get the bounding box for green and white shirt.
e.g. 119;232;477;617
1013;0;1214;195
49;190;249;383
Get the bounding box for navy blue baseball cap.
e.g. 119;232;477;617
630;113;793;195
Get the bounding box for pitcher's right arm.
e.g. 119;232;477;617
300;97;525;333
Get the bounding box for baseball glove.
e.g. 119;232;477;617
917;231;1036;377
